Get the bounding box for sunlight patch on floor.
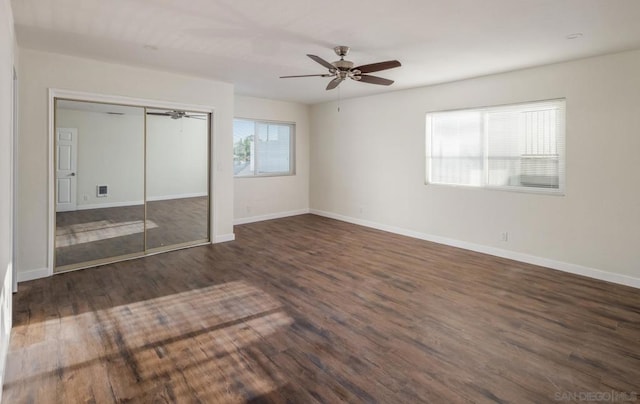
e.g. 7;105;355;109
5;281;293;402
56;219;159;247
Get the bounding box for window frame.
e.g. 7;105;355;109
425;98;566;195
233;117;296;178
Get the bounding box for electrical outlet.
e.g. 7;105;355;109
83;194;89;201
501;232;509;242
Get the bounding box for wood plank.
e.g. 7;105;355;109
4;214;640;403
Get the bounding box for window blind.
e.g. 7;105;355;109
426;99;565;193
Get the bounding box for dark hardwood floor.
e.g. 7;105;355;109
55;196;208;268
5;214;640;403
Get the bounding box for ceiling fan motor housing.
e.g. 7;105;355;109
280;46;400;90
333;59;354;71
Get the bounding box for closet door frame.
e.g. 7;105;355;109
48;89;214;275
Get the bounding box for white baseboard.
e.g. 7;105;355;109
147;192;208;202
17;267;51;283
0;326;7;404
214;233;235;243
71;193;207;210
234;209;310;225
0;268;12;401
309;209;640;290
75;200;144;210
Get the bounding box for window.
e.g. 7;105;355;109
426;99;565;193
233;119;295;177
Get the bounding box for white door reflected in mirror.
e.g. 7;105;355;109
55;128;78;212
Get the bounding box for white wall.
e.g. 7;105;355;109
146;114;208;200
0;0;15;395
17;49;235;281
56;108;145;208
234;96;310;224
310;50;640;285
56;108;209;208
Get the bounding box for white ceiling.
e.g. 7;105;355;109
11;0;640;104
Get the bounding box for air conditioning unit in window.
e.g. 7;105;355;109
519;155;559;188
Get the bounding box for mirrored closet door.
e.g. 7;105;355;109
54;99;210;272
145;108;210;251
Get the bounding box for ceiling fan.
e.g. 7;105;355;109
280;46;401;90
146;110;207;120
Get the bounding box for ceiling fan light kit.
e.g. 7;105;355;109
280;46;401;90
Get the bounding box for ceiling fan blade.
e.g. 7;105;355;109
307;54;335;70
353;60;401;74
185;115;207;120
280;74;333;78
326;77;344;90
357;75;394;86
146;112;170;116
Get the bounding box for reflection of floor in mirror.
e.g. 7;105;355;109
55;196;208;267
56;219;159;247
146;196;209;250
